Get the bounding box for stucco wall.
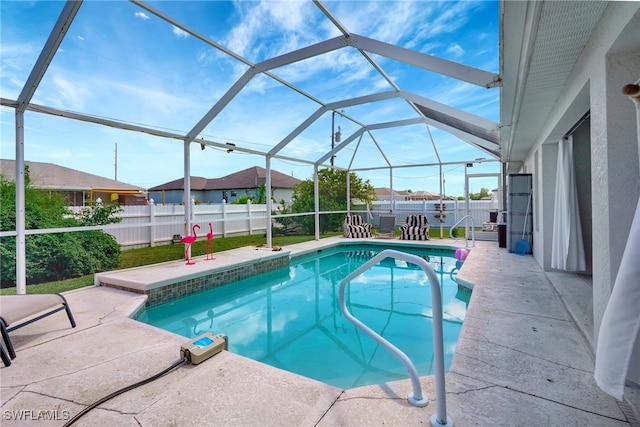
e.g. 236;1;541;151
519;4;640;350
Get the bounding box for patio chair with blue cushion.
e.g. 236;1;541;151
343;214;372;238
400;214;430;240
0;293;76;366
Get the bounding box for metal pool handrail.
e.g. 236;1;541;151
450;214;475;248
339;249;453;427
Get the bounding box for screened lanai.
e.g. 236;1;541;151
1;0;502;292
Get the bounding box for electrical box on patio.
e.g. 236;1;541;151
181;332;228;365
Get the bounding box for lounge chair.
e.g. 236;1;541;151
0;343;10;367
343;214;372;238
400;214;430;240
376;215;396;239
0;293;76;366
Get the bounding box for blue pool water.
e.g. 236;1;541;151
137;244;470;389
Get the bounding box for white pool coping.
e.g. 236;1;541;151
0;237;631;426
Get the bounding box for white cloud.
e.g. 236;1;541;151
225;0;318;60
446;43;464;58
44;75;92;110
76;35;84;42
46;150;92;159
172;26;189;39
134;11;150;20
1;42;32;57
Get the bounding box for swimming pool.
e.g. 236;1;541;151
136;244;469;389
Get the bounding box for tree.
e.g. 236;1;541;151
284;169;375;234
0;170;121;288
469;187;491;200
231;183;269;205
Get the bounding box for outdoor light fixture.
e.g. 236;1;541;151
330;110;343;166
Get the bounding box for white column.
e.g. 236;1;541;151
15;111;26;294
314;164;320;241
149;201;156;247
247;201;253;235
389;167;394;213
183;140;192;260
266;156;273;248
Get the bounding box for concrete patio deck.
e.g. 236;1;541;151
0;238;635;426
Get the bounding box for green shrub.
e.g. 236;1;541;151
0;171;121;287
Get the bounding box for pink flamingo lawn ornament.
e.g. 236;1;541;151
206;222;215;261
181;224;200;265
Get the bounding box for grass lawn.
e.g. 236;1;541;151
1;232;341;295
1;226;468;296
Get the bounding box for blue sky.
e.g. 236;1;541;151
1;0;501;198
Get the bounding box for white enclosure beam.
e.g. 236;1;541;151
346;133;365;170
348;34;501;88
1;97;319;167
17;1;82;112
326;91;400;110
318;128;367;165
269;92;401;158
422;117;500;158
317;117;435;166
14;0;82;294
367;131;393;167
269;107;328;156
266;156;273;248
132;1;325;110
183;139;192;262
186;69;255;141
255;36;348;73
401;91;499;135
132;0;250;66
350;158;499;173
366;117;426;131
313;0;349;37
314;164;320;241
15;112;26;295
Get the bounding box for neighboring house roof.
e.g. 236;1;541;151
149;166;300;191
374;188;456;201
374;187;410;198
407;190;441;200
147;176;209;191
0;159;144;192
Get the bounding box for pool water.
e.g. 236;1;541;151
137;245;470;389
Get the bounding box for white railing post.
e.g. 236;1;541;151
149;201;156;247
450;214;475;248
222;201;228;237
247;201;253;235
339;249;453;427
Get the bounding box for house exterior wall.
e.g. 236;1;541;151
272;188;294;204
519;4;640;383
147;188;294;205
590;19;640;343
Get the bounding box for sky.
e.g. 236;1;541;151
0;0;501;198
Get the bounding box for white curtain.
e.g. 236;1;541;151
550;135;586;271
595;196;640;400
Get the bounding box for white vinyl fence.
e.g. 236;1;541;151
70;199;499;249
69;203;268;249
363;199;501;229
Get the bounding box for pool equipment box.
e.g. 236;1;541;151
181;332;228;364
